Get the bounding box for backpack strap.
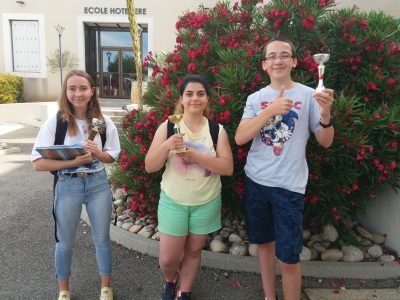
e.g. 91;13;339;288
208;120;219;148
100;131;106;149
51;112;68;178
54;111;68;146
167;120;175;139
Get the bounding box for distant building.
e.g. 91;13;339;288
0;0;398;102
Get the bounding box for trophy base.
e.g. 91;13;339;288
174;148;187;154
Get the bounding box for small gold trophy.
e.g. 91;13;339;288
88;118;104;141
168;114;186;153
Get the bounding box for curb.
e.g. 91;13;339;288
81;208;400;279
0;146;21;155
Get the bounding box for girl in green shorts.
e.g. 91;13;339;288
145;74;233;300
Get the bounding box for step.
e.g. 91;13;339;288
305;288;400;300
102;108;126;117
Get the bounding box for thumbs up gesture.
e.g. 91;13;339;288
268;86;293;116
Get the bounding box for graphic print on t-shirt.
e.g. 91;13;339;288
260;109;299;156
172;139;213;177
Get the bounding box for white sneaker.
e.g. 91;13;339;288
100;287;113;300
58;291;70;300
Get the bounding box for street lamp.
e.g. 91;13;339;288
55;24;65;87
106;51;112;96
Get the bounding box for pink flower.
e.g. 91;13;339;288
234;180;244;196
219;110;231;122
389;140;397;149
188;47;198;59
218;8;228;17
360;19;368;29
151;66;161;77
136;121;143;129
387;77;396;86
161;75;171;87
319;0;333;7
187;62;197;73
139;145;147;153
365;82;377;91
237;148;248;160
135;136;143;143
254;73;263;82
302;15;315;30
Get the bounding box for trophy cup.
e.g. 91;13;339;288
313;53;330;93
168;114;186;153
88;118;104;141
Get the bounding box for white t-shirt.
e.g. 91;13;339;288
31;113;120;174
242;83;321;194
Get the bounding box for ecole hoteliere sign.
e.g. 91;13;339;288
84;7;147;15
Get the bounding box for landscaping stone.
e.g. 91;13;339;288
248;243;257;257
321;224;339;242
367;244;383;258
321;249;343;262
210;239;229;253
229;242;248;256
109;190;398;263
341;245;364;262
129;224;143;233
300;246;312;261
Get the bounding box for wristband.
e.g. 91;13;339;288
319;118;333;128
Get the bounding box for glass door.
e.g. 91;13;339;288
100;48;136;98
101;49;119;97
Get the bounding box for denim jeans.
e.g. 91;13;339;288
54;169;112;280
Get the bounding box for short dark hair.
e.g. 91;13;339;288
179;74;211;96
262;37;297;61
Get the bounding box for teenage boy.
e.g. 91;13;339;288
235;37;334;300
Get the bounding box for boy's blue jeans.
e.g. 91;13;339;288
54;169;112;280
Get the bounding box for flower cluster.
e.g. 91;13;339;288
113;0;400;229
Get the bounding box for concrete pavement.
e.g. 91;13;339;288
1;121;400;300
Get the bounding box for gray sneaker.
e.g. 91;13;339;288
160;280;177;300
176;292;191;300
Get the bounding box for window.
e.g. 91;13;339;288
11;20;41;73
2;14;46;78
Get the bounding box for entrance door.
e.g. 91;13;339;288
100;48;135;98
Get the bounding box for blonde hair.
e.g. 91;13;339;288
57;70;104;136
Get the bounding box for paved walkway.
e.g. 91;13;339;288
1;120;399;300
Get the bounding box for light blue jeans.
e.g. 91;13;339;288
54;169;112;280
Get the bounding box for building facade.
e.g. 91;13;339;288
1;0;399;102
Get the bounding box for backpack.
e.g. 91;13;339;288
51;111;106;187
167;119;219;149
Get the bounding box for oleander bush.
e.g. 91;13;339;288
110;0;400;229
0;74;23;103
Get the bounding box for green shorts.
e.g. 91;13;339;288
158;190;222;236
